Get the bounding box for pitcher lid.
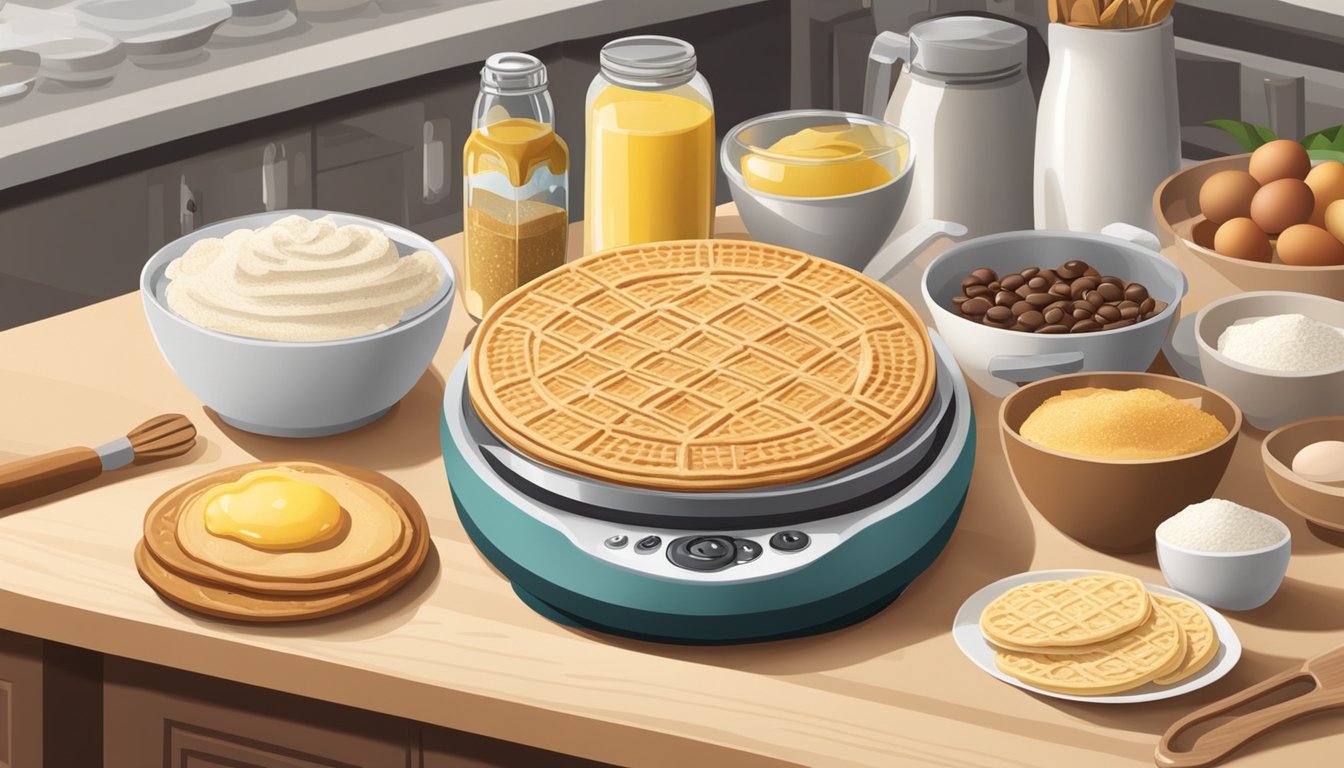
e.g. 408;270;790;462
909;16;1027;78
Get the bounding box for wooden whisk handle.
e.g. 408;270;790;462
0;447;104;510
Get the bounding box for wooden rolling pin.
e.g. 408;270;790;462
1156;644;1344;767
0;414;197;510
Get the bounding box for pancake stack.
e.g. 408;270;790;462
135;461;429;621
980;572;1220;695
469;239;936;491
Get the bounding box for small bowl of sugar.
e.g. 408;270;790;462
1194;291;1344;430
1156;499;1291;611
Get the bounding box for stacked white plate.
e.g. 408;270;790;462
216;0;295;39
71;0;232;64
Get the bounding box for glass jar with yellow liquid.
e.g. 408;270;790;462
584;36;715;254
463;52;569;321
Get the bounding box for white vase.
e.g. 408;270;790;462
1033;17;1180;234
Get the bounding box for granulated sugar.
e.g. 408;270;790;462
1156;499;1286;552
1216;313;1344;372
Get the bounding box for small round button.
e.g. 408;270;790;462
733;539;762;563
769;530;810;552
604;535;628;550
689;538;729;558
635;535;662;553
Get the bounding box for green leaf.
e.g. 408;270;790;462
1205;119;1278;152
1307;149;1344;164
1301;124;1344;152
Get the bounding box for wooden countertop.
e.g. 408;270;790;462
1;206;1342;768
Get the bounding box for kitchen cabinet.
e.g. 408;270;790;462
104;657;415;768
0;172;149;330
146;128;314;252
0;631;100;768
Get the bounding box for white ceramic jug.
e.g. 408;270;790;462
865;16;1036;240
1033;17;1180;233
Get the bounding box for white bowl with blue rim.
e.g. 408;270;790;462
922;224;1187;398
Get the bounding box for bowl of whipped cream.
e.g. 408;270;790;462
141;211;454;437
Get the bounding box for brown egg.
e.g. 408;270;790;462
1278;224;1344;266
1213;217;1272;262
1198;170;1260;224
1305;160;1344;226
1249;139;1312;184
1250;178;1315;234
1327;199;1344;244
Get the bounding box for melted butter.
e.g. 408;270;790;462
742;125;897;197
202;471;343;550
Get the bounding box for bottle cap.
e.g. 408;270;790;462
599;35;697;88
481;52;547;95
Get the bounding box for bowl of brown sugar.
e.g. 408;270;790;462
1000;372;1242;553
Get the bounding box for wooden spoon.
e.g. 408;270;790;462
0;414;197;509
1155;644;1344;767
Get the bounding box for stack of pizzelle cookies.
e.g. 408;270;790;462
135;461;430;622
979;572;1219;695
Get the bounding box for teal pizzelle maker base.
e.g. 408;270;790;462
442;405;976;645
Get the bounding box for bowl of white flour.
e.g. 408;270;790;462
1194;291;1344;430
1156;498;1290;611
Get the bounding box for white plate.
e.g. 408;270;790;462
953;568;1241;704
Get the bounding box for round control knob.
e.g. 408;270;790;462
667;536;737;572
769;530;810;552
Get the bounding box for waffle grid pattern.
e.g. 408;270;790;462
980;574;1152;648
995;601;1186;694
469;240;935;490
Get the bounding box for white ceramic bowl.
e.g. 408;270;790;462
721;109;914;271
1194;291;1344;431
141;210;454;437
1156;517;1291;611
922;225;1187;397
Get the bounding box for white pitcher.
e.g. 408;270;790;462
1033;16;1180;234
865;16;1036;240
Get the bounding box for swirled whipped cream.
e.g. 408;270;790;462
165;215;444;342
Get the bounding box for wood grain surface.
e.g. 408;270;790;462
0;207;1341;767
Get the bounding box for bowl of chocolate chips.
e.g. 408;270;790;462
921;224;1188;397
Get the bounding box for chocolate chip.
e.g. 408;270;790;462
1027;276;1050;291
1069;277;1099;300
1000;274;1025;291
961;275;986;291
961;296;992;316
971;268;997;284
1071;319;1102;333
986;306;1014;323
1104;318;1136;330
1039;324;1070;334
996;290;1018;307
1072;307;1094;320
1097;304;1122;322
1011;300;1035;316
1049;283;1073;299
1084;265;1101;278
965;284;993;299
1083;290;1105;309
1125;283;1149;303
1057;260;1089;280
1044;307;1065;325
1026;292;1055;308
1099;276;1125;287
1018;310;1045;329
1019;267;1040;280
1120;305;1140;319
1097;282;1124;302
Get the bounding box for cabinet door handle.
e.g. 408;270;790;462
423;120;447;204
179;175;199;236
262;141;289;212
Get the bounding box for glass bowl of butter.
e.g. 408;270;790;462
722;109;914;271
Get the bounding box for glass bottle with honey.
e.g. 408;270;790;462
584;36;715;254
463;53;569;321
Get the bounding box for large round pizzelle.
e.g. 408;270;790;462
469;239;936;490
1153;594;1220;685
980;573;1152;649
993;601;1187;695
141;461;420;596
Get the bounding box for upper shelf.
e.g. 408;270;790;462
0;0;759;193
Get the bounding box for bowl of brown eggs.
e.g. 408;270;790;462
1153;142;1344;303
